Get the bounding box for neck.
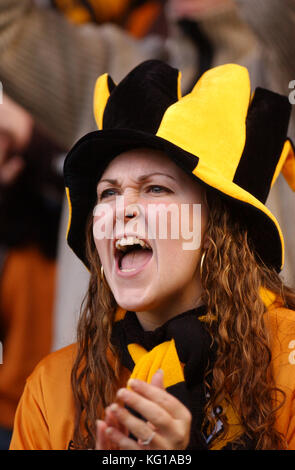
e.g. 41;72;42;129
135;293;204;331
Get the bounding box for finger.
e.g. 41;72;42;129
126;378;191;421
150;369;165;389
105;406;128;435
107;403;165;449
95;419;117;450
0;133;11;166
116;387;177;435
105;425;142;450
0;155;24;185
95;420;107;450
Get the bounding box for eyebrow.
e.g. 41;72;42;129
98;172;176;186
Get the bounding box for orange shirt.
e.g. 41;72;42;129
9;307;295;450
0;247;56;429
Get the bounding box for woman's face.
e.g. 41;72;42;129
94;148;208;318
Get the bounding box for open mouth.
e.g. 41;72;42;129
115;236;153;274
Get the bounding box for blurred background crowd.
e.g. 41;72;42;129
0;0;294;450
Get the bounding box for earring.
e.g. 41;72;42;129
100;265;107;286
200;250;207;278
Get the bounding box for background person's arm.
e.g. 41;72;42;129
0;0;168;149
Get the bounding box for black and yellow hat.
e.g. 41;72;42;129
64;60;295;272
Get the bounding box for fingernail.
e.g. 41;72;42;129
117;388;127;398
109;403;118;412
127;378;139;388
105;427;113;435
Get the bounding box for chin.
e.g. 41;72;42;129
114;290;156;313
116;299;150;312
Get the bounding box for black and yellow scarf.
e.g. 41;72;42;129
111;306;257;450
111;305;215;449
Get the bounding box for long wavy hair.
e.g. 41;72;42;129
71;189;295;450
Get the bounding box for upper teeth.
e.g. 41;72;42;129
115;236;150;252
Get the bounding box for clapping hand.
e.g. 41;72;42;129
95;369;192;450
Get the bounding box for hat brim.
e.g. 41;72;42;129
64;128;283;272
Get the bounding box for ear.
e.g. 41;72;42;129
93;73;116;130
202;237;210;251
271;138;295;191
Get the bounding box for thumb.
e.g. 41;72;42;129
0;155;25;185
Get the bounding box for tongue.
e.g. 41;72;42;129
120;248;152;270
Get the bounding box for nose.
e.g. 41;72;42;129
114;197;146;239
113;192;145;235
125;203;141;220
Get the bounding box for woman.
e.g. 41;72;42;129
9;60;295;450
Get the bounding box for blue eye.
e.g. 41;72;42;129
99;188;118;199
147;185;171;194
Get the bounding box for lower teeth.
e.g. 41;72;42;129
120;268;136;272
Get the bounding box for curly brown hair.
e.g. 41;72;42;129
202;191;295;449
70;190;295;450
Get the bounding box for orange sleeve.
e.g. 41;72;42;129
267;307;295;449
9;344;77;450
9;375;51;450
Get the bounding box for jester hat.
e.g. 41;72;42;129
64;60;295;272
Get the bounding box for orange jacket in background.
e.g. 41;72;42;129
0;247;56;429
